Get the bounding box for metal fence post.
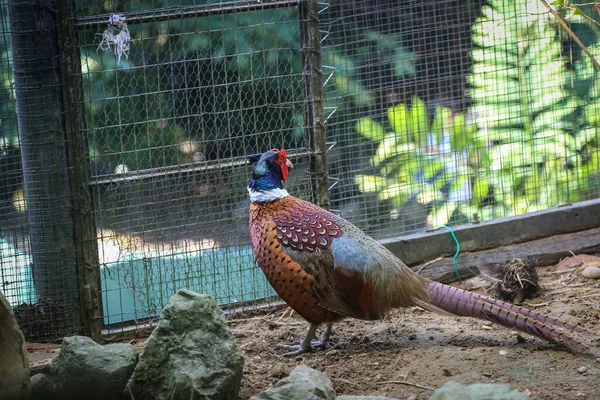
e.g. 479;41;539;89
299;0;329;209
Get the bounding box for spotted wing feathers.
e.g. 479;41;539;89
272;207;342;252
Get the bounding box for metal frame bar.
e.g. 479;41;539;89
89;148;315;186
74;0;299;29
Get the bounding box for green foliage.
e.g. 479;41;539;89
353;0;600;228
468;0;600;217
354;98;478;228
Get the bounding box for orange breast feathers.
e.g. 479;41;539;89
249;198;346;323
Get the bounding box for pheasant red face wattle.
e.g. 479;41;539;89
274;148;291;182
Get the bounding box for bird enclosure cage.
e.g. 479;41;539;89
1;0;600;341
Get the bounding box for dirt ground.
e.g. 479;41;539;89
232;263;600;399
26;261;600;400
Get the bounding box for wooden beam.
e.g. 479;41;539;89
412;227;600;283
381;199;600;267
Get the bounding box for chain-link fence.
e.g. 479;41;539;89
1;0;600;340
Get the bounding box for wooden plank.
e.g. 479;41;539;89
412;227;600;283
56;0;103;342
381;199;600;266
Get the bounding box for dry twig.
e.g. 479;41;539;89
379;380;435;391
415;257;444;274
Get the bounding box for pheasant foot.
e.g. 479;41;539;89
276;323;334;356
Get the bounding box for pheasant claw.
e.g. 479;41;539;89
276;323;319;356
276;342;314;356
311;322;333;350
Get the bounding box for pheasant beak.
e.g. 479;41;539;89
286;159;293;168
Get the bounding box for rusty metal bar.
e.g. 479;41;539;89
88;148;315;186
298;0;329;209
75;0;299;29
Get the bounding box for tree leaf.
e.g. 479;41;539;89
355;118;386;142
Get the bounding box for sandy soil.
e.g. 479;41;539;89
25;262;600;399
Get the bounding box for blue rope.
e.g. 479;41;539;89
439;225;461;282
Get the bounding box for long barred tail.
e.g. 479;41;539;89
426;282;599;357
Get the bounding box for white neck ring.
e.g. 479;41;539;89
248;187;289;202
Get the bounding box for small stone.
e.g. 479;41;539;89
499;350;508;356
30;373;55;398
250;366;336;400
578;366;588;374
430;381;531;400
51;336;139;399
582;266;600;279
337;396;397;400
576;393;586;398
337;397;397;400
426;324;442;330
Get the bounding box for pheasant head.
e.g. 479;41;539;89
248;148;294;203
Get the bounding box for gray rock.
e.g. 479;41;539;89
582;266;600;279
127;289;244;400
250;365;336;400
0;292;31;400
50;335;138;399
430;381;531;400
337;397;397;400
30;373;55;398
337;397;398;400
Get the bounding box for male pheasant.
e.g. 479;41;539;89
248;148;598;356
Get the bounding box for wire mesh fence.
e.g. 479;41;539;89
0;3;30;314
1;0;600;340
323;0;600;240
77;1;316;330
1;0;83;340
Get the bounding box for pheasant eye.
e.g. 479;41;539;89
279;156;284;163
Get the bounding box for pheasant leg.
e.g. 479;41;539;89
276;323;320;356
311;322;333;349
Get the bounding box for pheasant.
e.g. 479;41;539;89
248;148;598;356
